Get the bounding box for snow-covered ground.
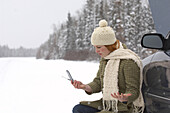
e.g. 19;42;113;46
0;57;102;113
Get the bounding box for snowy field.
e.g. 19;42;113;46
0;57;102;113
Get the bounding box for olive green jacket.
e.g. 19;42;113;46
80;58;141;113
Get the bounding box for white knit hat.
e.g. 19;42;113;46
91;20;117;45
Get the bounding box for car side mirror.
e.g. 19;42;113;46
141;33;165;50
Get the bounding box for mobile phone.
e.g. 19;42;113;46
66;70;74;81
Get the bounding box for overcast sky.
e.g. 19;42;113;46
0;0;86;48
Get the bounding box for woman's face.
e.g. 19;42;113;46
94;45;110;58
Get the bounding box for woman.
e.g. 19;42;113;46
71;20;144;113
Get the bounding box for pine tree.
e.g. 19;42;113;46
36;0;155;60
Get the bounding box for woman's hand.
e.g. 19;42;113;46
71;80;92;93
71;80;86;89
111;92;132;102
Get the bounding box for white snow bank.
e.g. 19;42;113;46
0;57;102;113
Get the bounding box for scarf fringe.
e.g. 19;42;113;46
103;100;118;113
132;105;144;113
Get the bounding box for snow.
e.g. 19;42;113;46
0;57;102;113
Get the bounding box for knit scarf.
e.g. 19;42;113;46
102;47;144;113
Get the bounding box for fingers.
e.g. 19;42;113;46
111;92;131;98
124;93;132;97
111;92;121;98
72;80;79;88
71;80;84;89
111;92;119;98
111;92;132;102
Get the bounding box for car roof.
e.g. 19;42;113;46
142;51;170;67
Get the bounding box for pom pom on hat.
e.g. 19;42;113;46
91;19;117;45
99;20;108;27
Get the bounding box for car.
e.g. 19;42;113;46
141;0;170;112
141;31;170;113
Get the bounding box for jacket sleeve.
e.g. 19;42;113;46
87;69;102;94
86;60;105;94
123;59;141;104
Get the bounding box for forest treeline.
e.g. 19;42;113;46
36;0;155;61
0;45;37;57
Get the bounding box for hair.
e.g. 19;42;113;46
105;40;120;52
